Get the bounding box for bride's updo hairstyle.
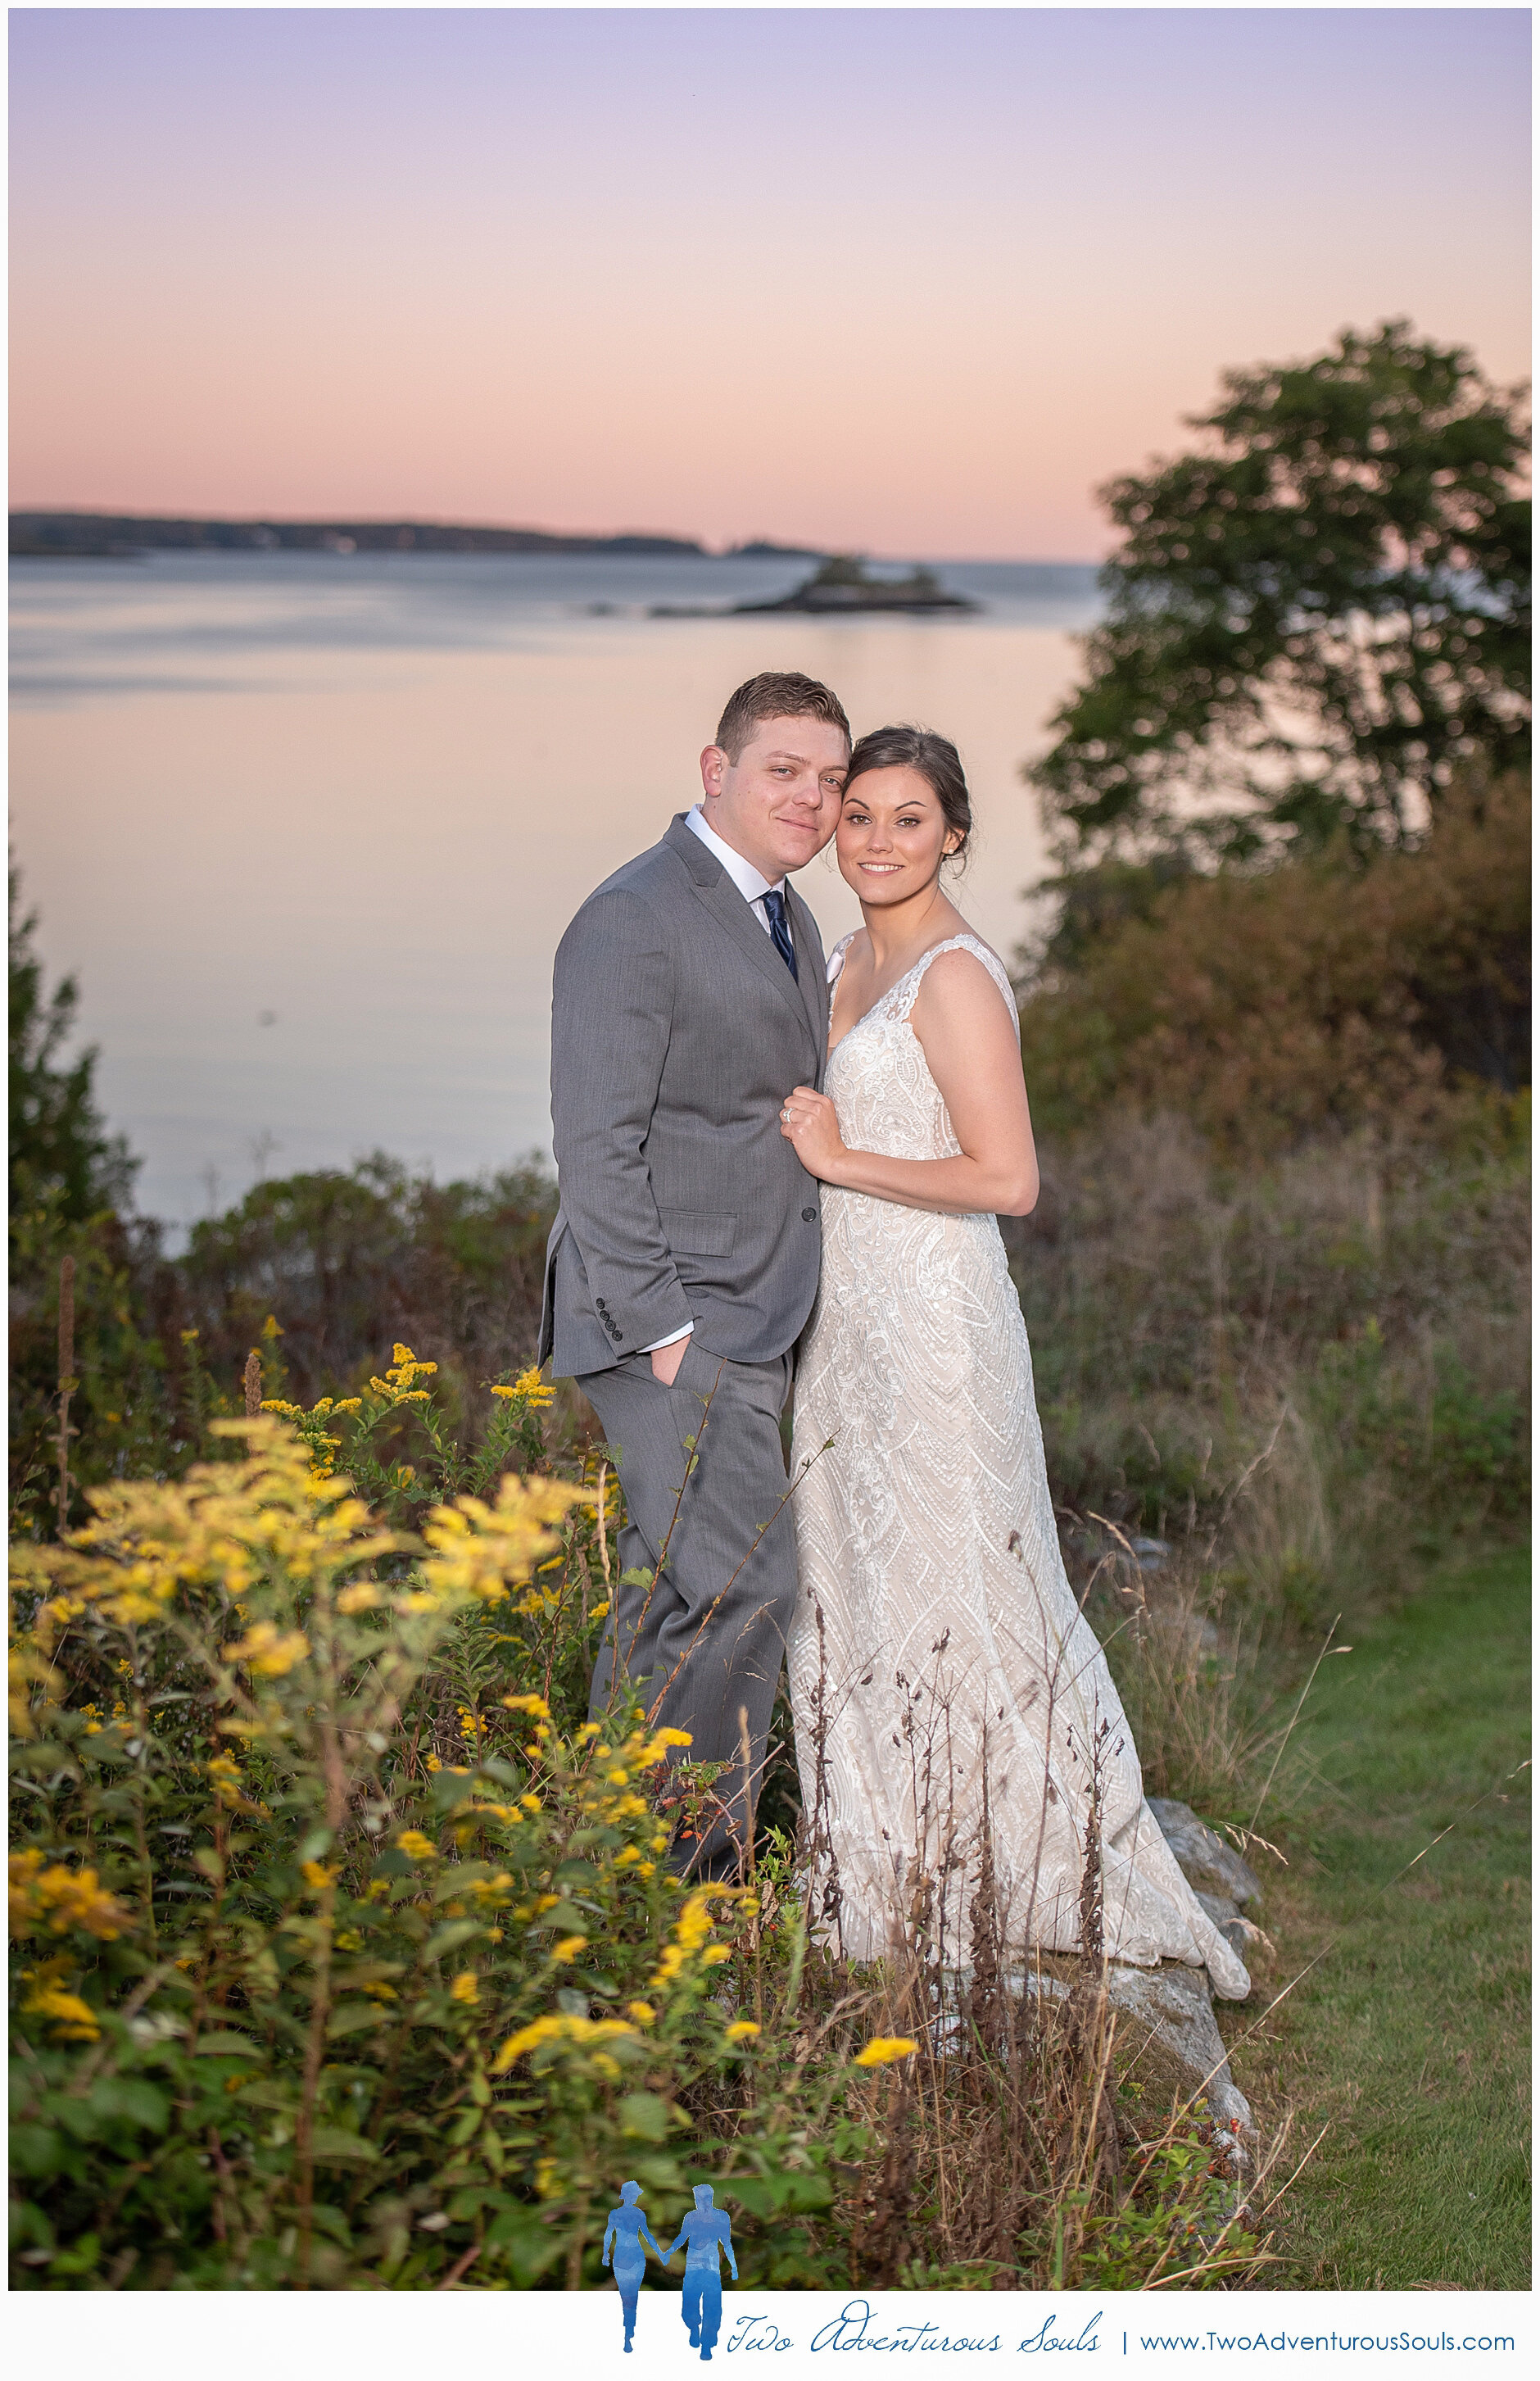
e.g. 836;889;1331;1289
844;724;972;869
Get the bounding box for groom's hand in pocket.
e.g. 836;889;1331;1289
650;1331;692;1386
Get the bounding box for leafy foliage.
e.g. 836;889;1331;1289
9;864;137;1225
8;1405;867;2289
1017;774;1529;1150
1031;321;1530;861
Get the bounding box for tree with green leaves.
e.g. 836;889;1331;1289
10;864;136;1221
1030;321;1530;864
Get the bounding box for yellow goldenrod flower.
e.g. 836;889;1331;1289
550;1934;587;1963
10;1850;128;1941
301;1860;337;1892
701;1944;732;1966
625;2001;656;2025
418;1477;587;1608
336;1582;381;1614
725;2020;761;2041
222;1622;310;1677
450;1971;480;2005
396;1830;437;1862
855;2036;919;2067
20;1966;101;2041
490;2011;638;2075
490;1366;555;1411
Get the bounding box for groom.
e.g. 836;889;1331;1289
540;671;850;1878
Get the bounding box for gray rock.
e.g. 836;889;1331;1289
1020;1955;1253;2166
1101;1960;1254;2147
1196;1889;1271;1965
1148;1798;1262;1907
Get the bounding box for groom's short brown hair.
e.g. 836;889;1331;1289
715;671;851;762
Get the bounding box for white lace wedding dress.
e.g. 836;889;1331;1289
787;934;1249;1998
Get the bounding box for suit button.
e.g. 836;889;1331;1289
609;1325;623;1340
596;1299;608;1313
802;1206;817;1222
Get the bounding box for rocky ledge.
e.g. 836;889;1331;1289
1026;1802;1268;2160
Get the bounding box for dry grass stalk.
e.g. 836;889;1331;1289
55;1254;76;1528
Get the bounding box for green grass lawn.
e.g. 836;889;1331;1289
1225;1544;1531;2289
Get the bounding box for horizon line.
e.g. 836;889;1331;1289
8;503;1106;568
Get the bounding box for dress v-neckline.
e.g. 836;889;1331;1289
826;932;983;1059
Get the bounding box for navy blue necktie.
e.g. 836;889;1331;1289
761;887;799;982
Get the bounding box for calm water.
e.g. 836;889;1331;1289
9;551;1103;1223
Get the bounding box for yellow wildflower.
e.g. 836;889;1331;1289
855;2036;919;2067
550;1934;587;1964
222;1622;310;1677
10;1851;128;1941
419;1476;587;1608
396;1830;437;1862
725;2020;761;2042
336;1582;381;1614
625;2001;656;2025
490;2011;638;2074
301;1860;338;1892
450;1971;480;2005
21;1966;100;2041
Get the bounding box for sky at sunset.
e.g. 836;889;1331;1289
10;6;1532;559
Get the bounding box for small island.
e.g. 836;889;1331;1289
650;553;981;619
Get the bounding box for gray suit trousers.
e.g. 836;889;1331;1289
579;1336;795;1880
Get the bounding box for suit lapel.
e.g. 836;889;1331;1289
666;814;821;1060
787;887;829;1060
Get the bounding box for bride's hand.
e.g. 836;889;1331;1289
780;1085;846;1181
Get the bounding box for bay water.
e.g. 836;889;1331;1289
9;551;1102;1225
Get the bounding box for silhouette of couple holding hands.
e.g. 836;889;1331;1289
603;2181;737;2358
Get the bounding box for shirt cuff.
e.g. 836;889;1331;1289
640;1323;694;1354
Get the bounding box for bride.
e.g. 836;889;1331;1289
780;725;1248;1999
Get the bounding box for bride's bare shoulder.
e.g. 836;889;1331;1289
911;932;1017;1024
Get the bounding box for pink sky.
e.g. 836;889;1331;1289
10;8;1531;558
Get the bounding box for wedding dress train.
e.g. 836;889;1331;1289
787;934;1249;1999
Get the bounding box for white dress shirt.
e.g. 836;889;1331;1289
685;802;786;929
642;807;788;1352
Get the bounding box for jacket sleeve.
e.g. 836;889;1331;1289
550;887;693;1355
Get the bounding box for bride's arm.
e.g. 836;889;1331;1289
781;950;1039;1217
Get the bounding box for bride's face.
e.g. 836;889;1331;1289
836;766;959;904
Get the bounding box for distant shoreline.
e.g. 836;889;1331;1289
7;510;825;562
8;512;1103;569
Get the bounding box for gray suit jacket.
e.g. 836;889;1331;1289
540;813;829;1380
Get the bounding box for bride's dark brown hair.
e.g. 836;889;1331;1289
844;723;972;867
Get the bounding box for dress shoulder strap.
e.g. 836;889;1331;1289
899;934;1018;1025
826;931;858;987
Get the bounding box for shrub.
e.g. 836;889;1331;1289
1017;776;1529;1153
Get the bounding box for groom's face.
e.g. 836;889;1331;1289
699;714;849;881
